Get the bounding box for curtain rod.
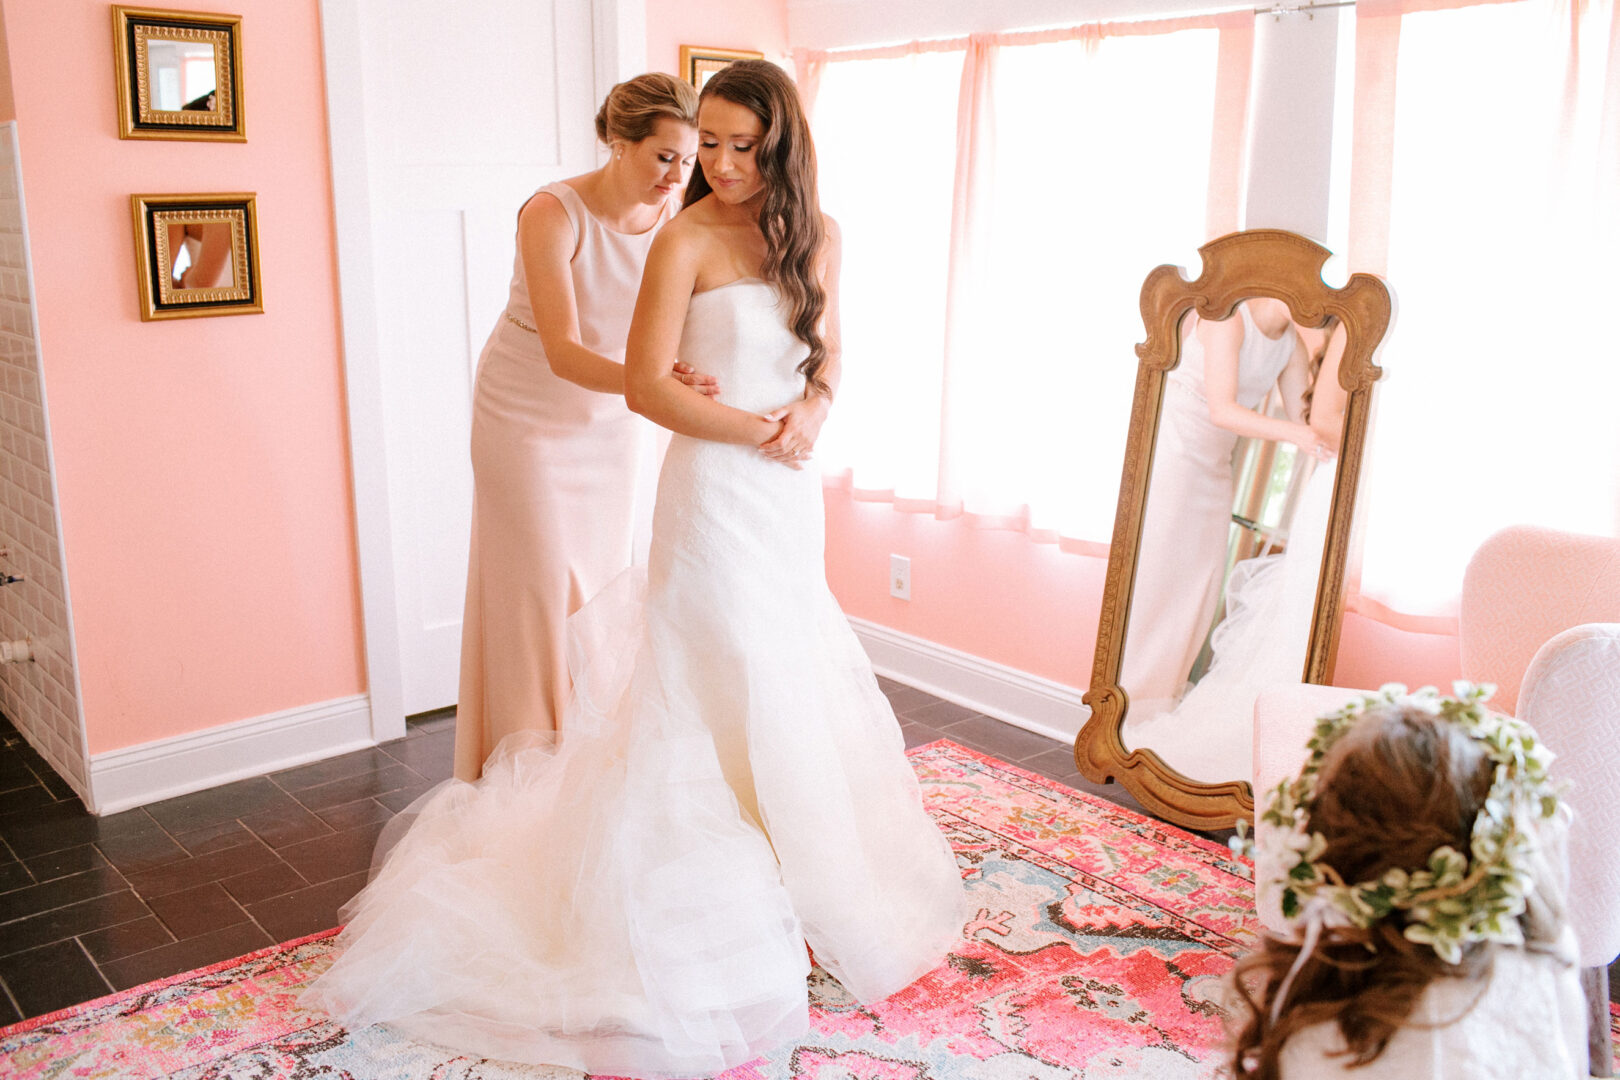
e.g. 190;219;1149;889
808;0;1357;58
1254;0;1356;17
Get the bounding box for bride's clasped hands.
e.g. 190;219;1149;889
759;393;831;467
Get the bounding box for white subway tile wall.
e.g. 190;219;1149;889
0;124;89;802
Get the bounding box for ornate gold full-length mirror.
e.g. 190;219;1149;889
1073;230;1391;831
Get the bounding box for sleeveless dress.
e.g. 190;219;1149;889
1120;304;1298;729
301;281;967;1077
455;182;673;780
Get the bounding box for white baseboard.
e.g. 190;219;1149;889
848;618;1089;743
89;694;375;815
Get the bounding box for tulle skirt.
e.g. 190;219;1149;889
1128;460;1336;783
301;569;966;1077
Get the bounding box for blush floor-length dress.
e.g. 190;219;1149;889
301;279;967;1077
1120;304;1297;722
455;182;673;780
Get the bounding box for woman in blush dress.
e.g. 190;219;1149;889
302;61;965;1077
456;73;718;780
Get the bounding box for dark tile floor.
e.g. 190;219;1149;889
0;710;455;1024
2;688;1610;1027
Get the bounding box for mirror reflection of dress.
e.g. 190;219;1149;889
1145;458;1335;781
301;280;966;1077
1120;303;1298;721
1129;322;1345;783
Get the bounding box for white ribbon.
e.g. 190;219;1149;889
1269;894;1339;1026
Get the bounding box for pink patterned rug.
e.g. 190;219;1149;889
0;741;1319;1077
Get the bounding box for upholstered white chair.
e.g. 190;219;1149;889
1252;526;1620;1074
1518;622;1620;1077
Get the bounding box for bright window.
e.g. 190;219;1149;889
810;25;1232;545
812;50;962;501
1355;0;1620;618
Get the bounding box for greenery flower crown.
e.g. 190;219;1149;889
1241;683;1561;965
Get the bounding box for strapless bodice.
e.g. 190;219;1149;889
679;280;809;413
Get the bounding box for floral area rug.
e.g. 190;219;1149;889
1;741;1262;1079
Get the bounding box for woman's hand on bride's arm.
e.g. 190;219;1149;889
1292;424;1335;462
672;363;720;398
758;394;830;467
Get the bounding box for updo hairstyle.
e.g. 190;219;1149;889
594;73;699;145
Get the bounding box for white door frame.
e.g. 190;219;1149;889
319;0;647;741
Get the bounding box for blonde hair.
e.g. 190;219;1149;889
594;73;698;145
1228;703;1569;1078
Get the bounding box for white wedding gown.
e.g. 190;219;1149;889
301;279;966;1078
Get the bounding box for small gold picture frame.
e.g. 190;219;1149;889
679;46;764;90
130;193;263;320
113;7;245;141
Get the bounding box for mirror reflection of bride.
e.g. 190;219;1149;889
1120;299;1335;764
1132;320;1347;782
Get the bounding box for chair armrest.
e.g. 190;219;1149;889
1519;623;1620;968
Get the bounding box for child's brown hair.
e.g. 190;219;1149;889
1228;702;1567;1078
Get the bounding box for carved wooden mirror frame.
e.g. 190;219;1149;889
1072;229;1391;831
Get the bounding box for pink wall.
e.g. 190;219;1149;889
824;493;1106;687
3;0;363;753
0;2;13;123
645;0;790;76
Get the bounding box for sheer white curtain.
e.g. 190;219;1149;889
1351;0;1620;624
805;19;1250;549
966;31;1220;543
810;48;962;509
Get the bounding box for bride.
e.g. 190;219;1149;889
301;60;966;1078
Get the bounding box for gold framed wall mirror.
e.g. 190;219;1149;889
112;6;245;141
1073;230;1391;831
678;46;765;89
130;193;263;320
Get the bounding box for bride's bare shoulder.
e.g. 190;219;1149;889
652;199;724;256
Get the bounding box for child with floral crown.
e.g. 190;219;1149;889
1228;685;1588;1079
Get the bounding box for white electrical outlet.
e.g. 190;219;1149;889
889;554;911;600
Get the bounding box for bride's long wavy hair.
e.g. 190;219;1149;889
683;60;829;395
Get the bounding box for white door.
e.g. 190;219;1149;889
324;0;640;733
